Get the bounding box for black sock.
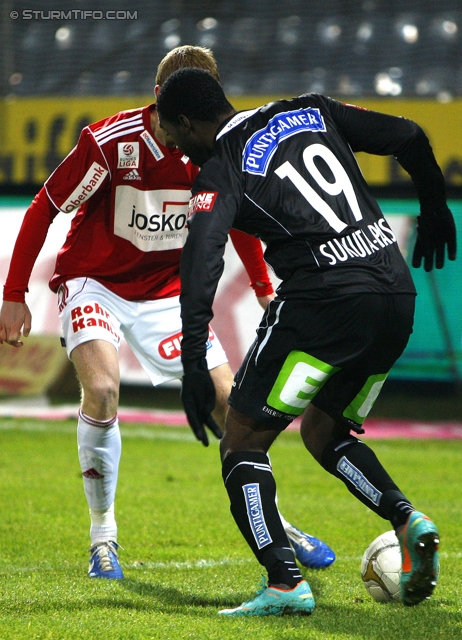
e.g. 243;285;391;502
321;437;414;530
222;451;302;588
261;547;302;588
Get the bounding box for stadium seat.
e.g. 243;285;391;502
4;2;462;98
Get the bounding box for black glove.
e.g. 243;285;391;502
412;205;457;272
181;358;223;447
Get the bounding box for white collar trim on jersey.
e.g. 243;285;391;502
216;108;260;141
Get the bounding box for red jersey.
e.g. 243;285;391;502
3;105;273;303
47;104;198;300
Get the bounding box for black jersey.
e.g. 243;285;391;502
180;94;447;362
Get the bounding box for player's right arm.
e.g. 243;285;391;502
1;126;109;346
0;187;58;346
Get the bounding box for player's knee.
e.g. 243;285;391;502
82;377;119;415
301;429;326;463
211;395;228;430
300;404;348;463
219;420;242;462
220;407;276;462
219;436;229;463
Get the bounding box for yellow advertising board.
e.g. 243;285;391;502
0;335;69;396
1;95;461;186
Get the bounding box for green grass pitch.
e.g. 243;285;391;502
0;418;461;639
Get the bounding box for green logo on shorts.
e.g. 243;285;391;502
267;351;339;416
343;373;389;425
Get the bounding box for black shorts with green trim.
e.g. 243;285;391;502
228;293;415;433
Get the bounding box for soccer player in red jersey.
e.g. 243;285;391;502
0;46;335;579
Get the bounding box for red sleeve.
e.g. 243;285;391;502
45;127;109;212
229;228;274;297
3;187;58;303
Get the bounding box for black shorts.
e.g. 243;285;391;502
228;293;415;433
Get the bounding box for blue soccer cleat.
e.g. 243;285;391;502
398;511;439;606
218;578;315;617
284;523;336;569
88;539;124;580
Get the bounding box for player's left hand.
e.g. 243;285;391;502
412;205;457;272
181;360;223;446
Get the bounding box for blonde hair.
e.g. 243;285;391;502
155;45;219;86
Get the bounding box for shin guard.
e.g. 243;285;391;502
321;437;413;529
222;451;301;587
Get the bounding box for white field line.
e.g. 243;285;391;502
128;557;252;570
2;551;460;575
0;419;197;442
0;416;319;449
126;550;462;570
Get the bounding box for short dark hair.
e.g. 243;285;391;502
156;67;234;124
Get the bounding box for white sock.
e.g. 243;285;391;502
278;512;290;530
89;504;117;544
77;409;121;543
273;488;290;531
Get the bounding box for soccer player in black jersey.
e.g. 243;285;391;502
157;68;456;615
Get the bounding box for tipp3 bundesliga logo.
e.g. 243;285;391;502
242;108;326;176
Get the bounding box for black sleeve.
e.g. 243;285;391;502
322;96;447;214
179;155;244;368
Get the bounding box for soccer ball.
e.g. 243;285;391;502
361;530;402;602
